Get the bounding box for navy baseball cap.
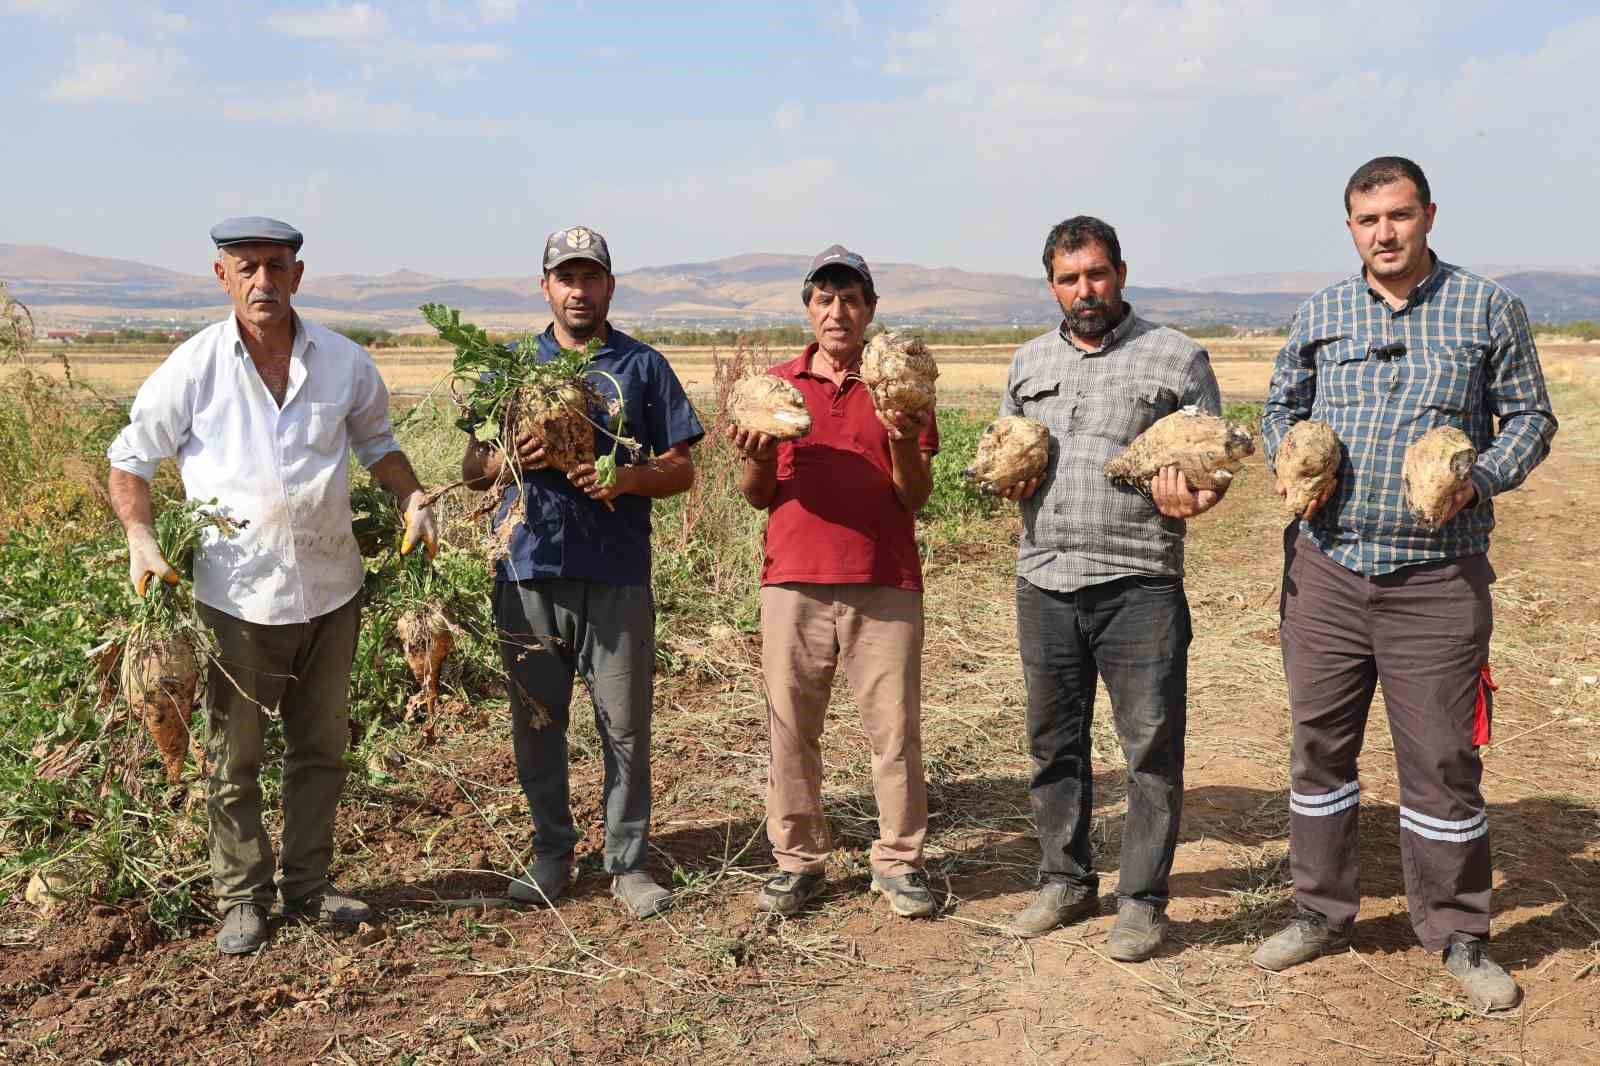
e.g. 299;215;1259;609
210;216;303;253
804;244;872;286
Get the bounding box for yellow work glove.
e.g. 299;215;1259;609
399;491;438;560
127;525;178;597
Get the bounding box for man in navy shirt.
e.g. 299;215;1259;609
462;226;704;918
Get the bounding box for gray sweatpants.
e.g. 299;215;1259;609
493;578;655;873
1279;529;1495;952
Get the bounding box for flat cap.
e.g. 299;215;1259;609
543;225;612;273
210;216;304;253
804;243;872;286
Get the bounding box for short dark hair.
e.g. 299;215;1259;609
1041;216;1121;279
801;264;878;309
1344;156;1431;214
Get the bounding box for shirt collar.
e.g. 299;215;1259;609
223;311;311;360
795;341;865;381
539;321;617;359
1059;302;1137;355
1364;252;1444;310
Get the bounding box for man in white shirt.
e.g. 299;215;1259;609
106;217;437;955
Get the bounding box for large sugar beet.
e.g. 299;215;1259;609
1403;426;1477;529
1276;420;1343;515
729;375;812;440
963;416;1050;493
502;382;597;475
1103;407;1255;491
124;633;199;784
861;332;939;419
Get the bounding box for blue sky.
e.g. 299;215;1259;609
4;1;1598;285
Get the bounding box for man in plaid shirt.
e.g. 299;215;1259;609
1256;157;1556;1010
998;216;1227;961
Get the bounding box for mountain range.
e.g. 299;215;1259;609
6;243;1600;332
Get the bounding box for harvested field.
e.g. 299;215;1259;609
1;350;1597;1065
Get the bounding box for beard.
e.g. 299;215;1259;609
1065;295;1120;339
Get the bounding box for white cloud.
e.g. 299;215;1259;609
774;102;803;133
220;86;510;136
143;9;192;33
47;33;186;102
264;2;388;41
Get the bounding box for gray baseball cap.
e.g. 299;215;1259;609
543;225;612;273
804;243;872;286
210;216;303;253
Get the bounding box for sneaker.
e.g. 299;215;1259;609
1252;912;1349;972
508;856;572;906
217;902;269;955
871;869;938;919
1107;899;1168;962
756;871;825;917
1443;936;1521;1011
1007;882;1098;938
611;871;672;919
282;886;374;925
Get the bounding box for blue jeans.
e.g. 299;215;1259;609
1016;574;1191;906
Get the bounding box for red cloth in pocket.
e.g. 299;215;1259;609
1473;664;1497;746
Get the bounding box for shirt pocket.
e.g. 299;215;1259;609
1315;338;1374;409
304;402;346;457
1414;343;1485;415
1075;382;1166;442
1013;381;1063;422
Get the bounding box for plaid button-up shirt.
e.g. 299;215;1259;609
1000;308;1222;593
1262;257;1557;577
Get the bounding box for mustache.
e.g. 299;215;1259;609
1070;296;1108;315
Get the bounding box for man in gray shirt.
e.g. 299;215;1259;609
999;216;1226;961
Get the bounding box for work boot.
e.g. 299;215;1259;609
1007;882;1098;938
1107;899;1168;962
282;885;374;925
217;902;269;955
756;871;825;917
1443;936;1521;1011
611;871;672;919
508;856;572;906
1252;911;1349;971
870;869;938;918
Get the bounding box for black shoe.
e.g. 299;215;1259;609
282;885;374;925
217;902;269;955
756;872;825;917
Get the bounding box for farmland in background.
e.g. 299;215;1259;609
0;311;1596;1064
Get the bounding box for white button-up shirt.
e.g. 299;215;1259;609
107;314;400;625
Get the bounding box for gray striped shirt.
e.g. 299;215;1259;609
999;309;1222;593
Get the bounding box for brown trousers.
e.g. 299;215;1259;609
1280;530;1495;951
761;583;928;876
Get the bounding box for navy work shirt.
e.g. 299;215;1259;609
493;324;703;586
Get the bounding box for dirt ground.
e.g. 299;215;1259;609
2;351;1597;1065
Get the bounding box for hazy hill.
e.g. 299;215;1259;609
6;243;1599;330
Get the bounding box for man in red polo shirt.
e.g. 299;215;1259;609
729;245;939;919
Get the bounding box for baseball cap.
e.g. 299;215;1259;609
804;243;872;286
543;225;612;272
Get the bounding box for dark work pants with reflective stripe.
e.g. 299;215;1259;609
1279;528;1494;952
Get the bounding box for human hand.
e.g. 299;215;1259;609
510;433;549;473
878;407;927;443
1275;472;1337;521
1151;466;1220;518
568;462;626;506
127;525;178;596
400;491;438;560
1435;481;1478;526
726;423;777;463
999;476;1041;502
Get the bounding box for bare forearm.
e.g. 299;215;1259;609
616;447;695;499
740;457;778;510
368;450;425;503
108;469;155;532
890;444;934;513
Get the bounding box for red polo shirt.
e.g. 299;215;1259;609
760;344;940;591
